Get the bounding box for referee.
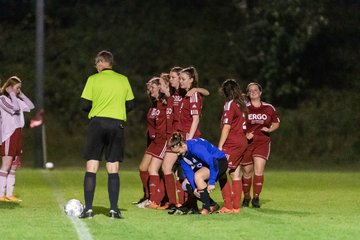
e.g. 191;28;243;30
79;50;135;219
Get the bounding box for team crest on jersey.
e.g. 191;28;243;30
166;108;172;115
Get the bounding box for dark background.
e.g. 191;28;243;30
0;0;359;170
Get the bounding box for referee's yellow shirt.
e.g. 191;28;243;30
81;69;134;121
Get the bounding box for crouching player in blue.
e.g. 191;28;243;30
168;132;228;215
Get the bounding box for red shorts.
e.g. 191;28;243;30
145;137;167;160
223;138;248;169
2;128;22;157
242;140;271;165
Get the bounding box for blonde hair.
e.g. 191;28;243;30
1;76;22;95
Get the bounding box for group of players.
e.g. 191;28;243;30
134;66;280;215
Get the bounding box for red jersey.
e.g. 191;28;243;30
179;91;202;138
154;100;167;141
146;104;156;141
220;100;247;146
171;89;183;132
246;101;280;143
165;96;174;140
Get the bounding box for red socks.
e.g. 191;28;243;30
164;174;177;205
220;180;233;209
149;175;161;204
232;180;242;210
253;175;264;198
242;176;252;200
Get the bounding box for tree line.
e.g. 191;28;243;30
0;0;359;167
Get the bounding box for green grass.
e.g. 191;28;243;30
0;169;359;240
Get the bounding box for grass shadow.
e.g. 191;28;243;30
243;199;312;216
0;201;22;209
92;205;127;217
252;208;313;216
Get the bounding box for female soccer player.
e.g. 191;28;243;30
136;77;168;209
134;80;157;207
217;79;248;213
0;76;34;202
161;66;209;209
145;77;168;209
169;132;227;215
241;82;280;208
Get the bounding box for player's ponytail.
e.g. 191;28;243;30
180;66;198;89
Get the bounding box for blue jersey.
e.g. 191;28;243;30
179;138;226;190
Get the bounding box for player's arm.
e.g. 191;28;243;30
180;159;196;190
187;114;199;139
18;91;35;111
0;95;20;115
218;124;231;150
207;156;218;188
81;98;92;113
261;122;280;133
186;87;210;97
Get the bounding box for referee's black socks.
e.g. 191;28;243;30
84;172;96;210
108;173;120;212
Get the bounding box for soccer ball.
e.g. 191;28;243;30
64;199;84;217
45;162;54;169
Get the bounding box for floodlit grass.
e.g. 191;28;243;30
0;169;359;240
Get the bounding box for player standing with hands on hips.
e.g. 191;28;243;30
80;50;135;219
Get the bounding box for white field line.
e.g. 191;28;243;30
42;170;93;240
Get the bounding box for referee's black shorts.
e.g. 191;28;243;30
84;117;125;162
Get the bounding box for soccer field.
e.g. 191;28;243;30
0;169;359;240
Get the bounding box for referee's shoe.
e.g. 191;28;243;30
79;209;93;219
109;209;123;219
